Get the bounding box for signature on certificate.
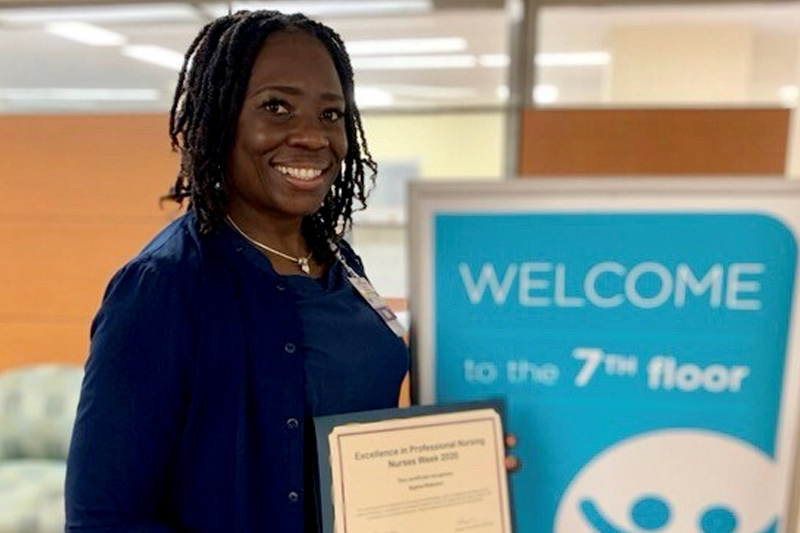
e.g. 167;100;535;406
455;515;494;531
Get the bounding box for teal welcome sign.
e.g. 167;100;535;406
409;180;800;533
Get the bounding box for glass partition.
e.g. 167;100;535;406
536;2;800;107
0;1;510;113
5;0;796;302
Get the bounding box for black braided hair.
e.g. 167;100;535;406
165;10;376;264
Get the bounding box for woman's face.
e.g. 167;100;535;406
226;30;348;225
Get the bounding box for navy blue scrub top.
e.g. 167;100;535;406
223;223;411;531
227;223;408;419
65;214;409;533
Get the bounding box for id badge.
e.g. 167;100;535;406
347;274;407;338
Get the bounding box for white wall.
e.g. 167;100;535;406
352;111;505;298
607;24;754;104
362;112;506;179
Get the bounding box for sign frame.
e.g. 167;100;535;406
408;177;800;533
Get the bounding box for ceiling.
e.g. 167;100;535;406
0;1;798;113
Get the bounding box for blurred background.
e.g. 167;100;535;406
2;0;799;370
2;2;800;531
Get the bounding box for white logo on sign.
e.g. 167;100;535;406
554;430;778;533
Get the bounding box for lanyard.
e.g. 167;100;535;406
330;241;406;338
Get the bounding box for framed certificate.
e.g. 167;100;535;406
314;401;513;533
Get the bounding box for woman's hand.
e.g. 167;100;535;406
504;433;521;473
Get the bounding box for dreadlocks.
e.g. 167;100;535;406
165;10;376;264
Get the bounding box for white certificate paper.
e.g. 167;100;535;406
322;406;512;533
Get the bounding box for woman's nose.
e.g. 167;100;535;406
286;118;330;150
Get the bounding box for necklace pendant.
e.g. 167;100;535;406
298;257;311;274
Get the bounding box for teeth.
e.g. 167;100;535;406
275;165;323;181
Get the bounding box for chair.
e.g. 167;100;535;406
0;364;83;533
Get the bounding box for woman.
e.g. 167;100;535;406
65;10;409;532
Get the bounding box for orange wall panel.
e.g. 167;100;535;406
0;220;169;317
0;114;180;372
0;323;88;369
1;114;178;217
519;107;790;176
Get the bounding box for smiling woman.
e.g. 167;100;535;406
63;10;410;533
225;30;349;276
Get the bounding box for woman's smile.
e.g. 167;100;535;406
273;164;325;181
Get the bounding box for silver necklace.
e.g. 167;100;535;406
226;215;312;274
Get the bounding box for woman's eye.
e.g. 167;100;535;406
321;109;344;123
262;99;289;115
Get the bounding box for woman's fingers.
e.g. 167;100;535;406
504;432;521;472
504;454;521;473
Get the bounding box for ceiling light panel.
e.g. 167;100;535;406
45;22;127;46
0;88;160;101
355;86;395;107
122;45;185;70
378;84;477;99
533;84;559;104
481;52;611;68
347;37;467;56
536;52;610;66
479;54;510;68
203;0;431;18
0;3;199;24
351;55;477;70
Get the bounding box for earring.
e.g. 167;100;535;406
213;163;226;193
